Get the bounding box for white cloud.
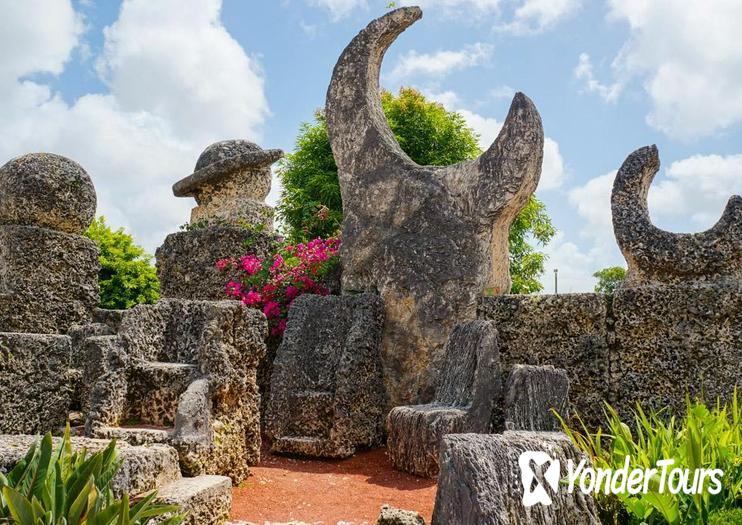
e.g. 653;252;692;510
400;0;501;12
308;0;367;20
0;0;270;253
649;153;742;229
574;53;622;103
388;43;492;81
581;0;742;139
502;0;581;34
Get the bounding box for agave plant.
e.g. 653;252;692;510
0;428;184;524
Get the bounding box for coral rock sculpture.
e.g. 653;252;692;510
266;293;386;458
433;432;600;525
503;364;569;432
325;7;544;406
85;299;267;483
0;153;99;333
173;140;283;229
386;320;501;477
612;145;741;286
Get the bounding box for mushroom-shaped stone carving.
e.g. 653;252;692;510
612;145;741;286
325;7;544;406
173;140;283;228
0;153;96;234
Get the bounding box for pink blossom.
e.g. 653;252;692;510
240;255;262;275
243;290;262;306
285;285;299;301
215;258;232;271
270;254;284;273
263;301;281;319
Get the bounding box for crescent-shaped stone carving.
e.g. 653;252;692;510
325;6;544;407
612;145;741;286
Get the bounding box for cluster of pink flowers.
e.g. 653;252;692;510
217;237;340;337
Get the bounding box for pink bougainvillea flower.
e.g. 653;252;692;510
285;285;299;301
242;290;262;306
215;258;232;271
263;301;281;319
240;255;262;275
225;281;242;297
270;254;284;273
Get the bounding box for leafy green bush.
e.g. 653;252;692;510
85;217;160;310
593;266;627;294
0;429;183;524
709;508;742;524
558;391;741;525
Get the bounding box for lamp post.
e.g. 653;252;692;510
554;268;558;295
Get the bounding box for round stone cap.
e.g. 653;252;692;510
0;153;96;234
173;140;283;198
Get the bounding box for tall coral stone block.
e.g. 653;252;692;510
0;225;99;333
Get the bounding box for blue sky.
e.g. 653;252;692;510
1;0;740;292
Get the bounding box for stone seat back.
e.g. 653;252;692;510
385;320;501;477
266;293;386;458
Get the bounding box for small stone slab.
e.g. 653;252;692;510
156;475;232;525
0;435;180;497
377;504;426;524
432;431;600;525
504;364;569;432
0;333;72;434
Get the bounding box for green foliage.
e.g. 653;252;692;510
593;266;627;294
0;428;183;524
557;390;741;525
85;217;160;310
277;87;555;293
709;509;742;524
508;196;556;294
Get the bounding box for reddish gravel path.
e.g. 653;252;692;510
231;445;436;524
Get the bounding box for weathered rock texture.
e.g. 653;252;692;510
479;293;609;426
612;281;741;420
156;475;232;525
479;285;740;427
325;7;544;407
0;153;96;234
377;505;426;525
0;225;99;333
0;333;72;434
432;432;600;525
504;364;569;432
266;293;386;457
85;299;267;483
386;320;501;477
173;140;282;228
612;145;741;287
156;226;277;300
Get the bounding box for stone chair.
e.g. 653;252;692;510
84;299;266;483
265;293;386;458
385;320;501;478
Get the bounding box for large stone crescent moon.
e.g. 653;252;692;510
325;6;544;216
611;145;742;285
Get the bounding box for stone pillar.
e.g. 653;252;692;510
156;140;282;300
0;153;99;333
0;152;100;433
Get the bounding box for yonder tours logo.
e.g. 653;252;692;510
518;451;724;507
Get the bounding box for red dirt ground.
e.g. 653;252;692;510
231;445;437;524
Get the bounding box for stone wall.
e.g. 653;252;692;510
479;283;741;426
0;332;72;433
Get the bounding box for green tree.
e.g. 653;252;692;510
593;266;627;294
85;217;160;309
278;87;555;293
